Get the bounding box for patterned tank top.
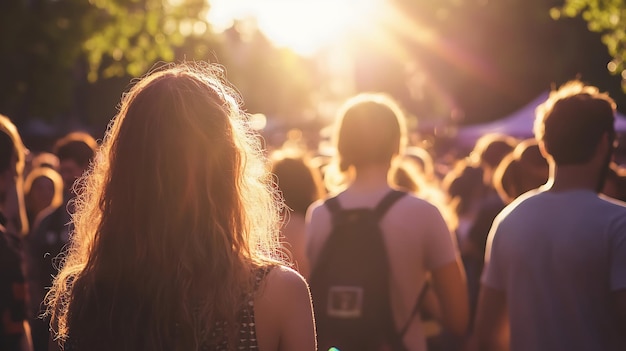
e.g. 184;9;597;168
204;266;271;350
62;266;272;351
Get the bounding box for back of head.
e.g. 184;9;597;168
492;138;549;203
30;152;60;171
334;93;407;172
0;114;28;235
53;131;97;169
270;151;325;216
48;63;282;350
514;138;549;189
24;166;64;215
392;157;423;194
442;160;485;216
470;133;517;170
404;146;435;180
534;80;616;165
0;114;26;177
514;139;547;169
492;153;524;204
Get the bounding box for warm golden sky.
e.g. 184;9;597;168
206;0;384;56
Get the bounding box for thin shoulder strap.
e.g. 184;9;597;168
373;190;407;219
398;280;429;339
255;266;272;288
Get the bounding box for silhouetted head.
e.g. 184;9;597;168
30;151;60;171
270;150;325;216
335;93;406;170
470;133;517;169
24;166;63;220
470;132;517;186
326;93;407;191
0;115;25;176
404;146;435;181
47;63;283;350
442;160;486;216
0;115;28;223
53;131;97;193
392;157;423;194
514;139;546;168
534;80;616;166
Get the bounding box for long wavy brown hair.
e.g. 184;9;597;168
45;63;284;350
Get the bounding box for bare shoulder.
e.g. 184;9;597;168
262;265;310;297
255;265;316;351
256;265;312;312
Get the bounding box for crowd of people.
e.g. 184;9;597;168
0;61;625;351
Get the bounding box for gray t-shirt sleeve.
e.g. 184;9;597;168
481;214;506;291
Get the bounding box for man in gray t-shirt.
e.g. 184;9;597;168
469;80;626;351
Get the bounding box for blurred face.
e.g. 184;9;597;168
59;159;85;193
29;177;55;214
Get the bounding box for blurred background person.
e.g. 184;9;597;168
492;138;549;205
27;131;97;351
471;80;626;351
463;133;517;290
0;114;33;351
441;159;487;330
1;119;29;239
270;147;326;279
403;145;437;184
307;92;468;351
23;152;59;179
23;167;63;231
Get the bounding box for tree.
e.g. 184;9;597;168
552;0;626;89
387;0;624;125
0;0;210;123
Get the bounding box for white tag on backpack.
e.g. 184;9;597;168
327;286;364;318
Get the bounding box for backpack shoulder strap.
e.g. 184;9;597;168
373;190;407;219
397;280;430;340
324;190;406;218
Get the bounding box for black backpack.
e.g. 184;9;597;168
309;190;411;351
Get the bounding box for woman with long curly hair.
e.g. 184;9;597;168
45;63;316;351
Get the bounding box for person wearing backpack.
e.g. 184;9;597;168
306;93;469;351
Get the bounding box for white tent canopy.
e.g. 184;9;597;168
455;91;626;148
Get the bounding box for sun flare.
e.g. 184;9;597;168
207;0;384;56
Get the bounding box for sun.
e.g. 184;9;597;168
207;0;384;56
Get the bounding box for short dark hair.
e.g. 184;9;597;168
470;133;517;170
534;80;616;165
53;131;97;168
335;93;406;171
271;153;325;216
